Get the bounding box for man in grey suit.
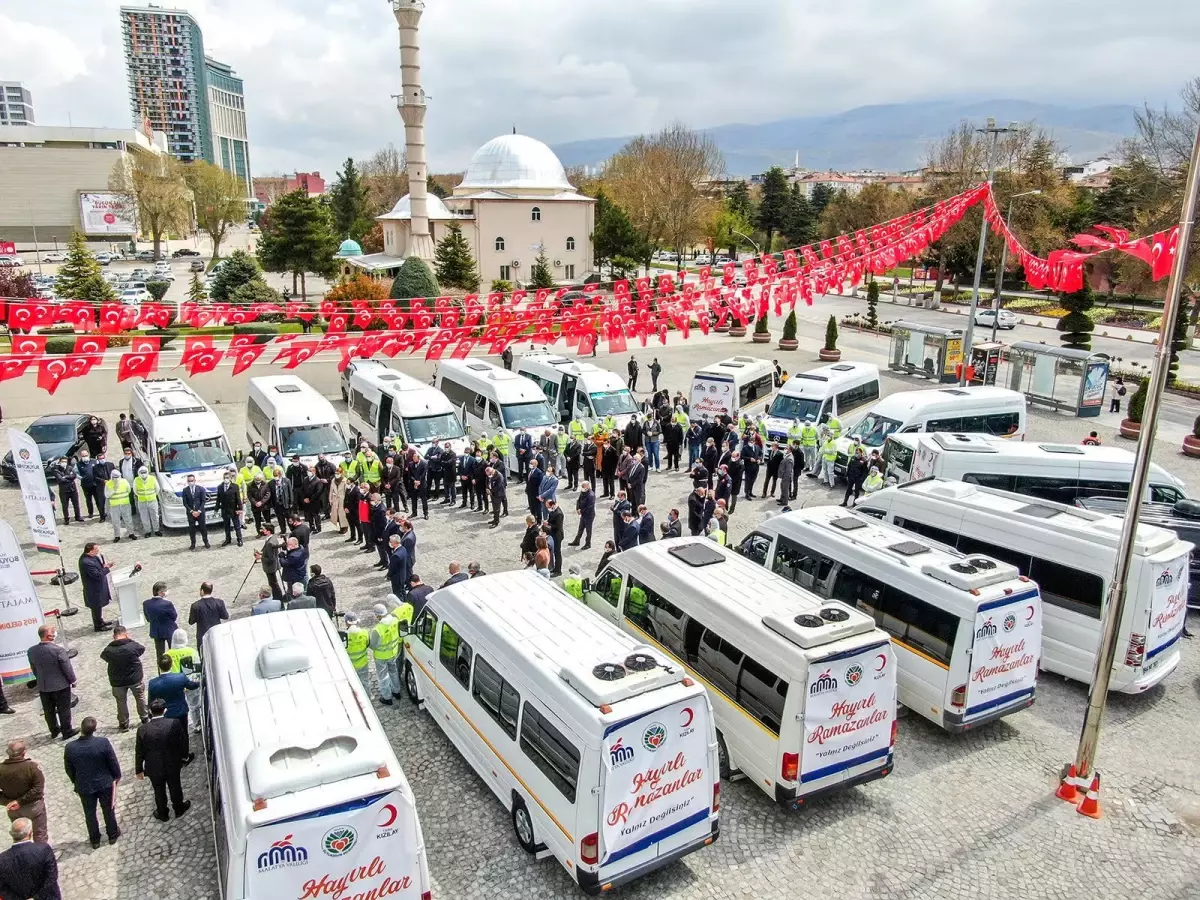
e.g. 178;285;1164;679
26;626;76;740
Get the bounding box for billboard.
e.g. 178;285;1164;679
0;520;45;685
6;429;59;554
78;192;137;236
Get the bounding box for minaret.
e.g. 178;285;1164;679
392;0;435;261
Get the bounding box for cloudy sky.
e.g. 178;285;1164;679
5;0;1199;178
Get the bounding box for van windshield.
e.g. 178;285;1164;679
501;401;557;429
883;439;913;475
768;394;822;422
279;424;347;457
157;437;233;473
847;413;902;447
589;390;637;416
403;413;465;445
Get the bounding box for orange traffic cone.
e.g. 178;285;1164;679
1076;772;1101;819
1055;764;1081;803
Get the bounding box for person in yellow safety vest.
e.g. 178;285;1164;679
105;470;136;542
555;427;569;472
166;628;203;732
862;466;885;497
627;583;647;622
819;433;838;489
826;414;842;439
369;602;400;705
338;452;359;482
737;412;748;435
705;517;726;546
673;408;689;429
603;414;617;433
591;420;606;437
361;452;383;488
132;466;162;538
562;566;584;601
342;611;371;686
492;429;512;464
795;420;816;476
355;444;370;470
384;592;415;658
475;430;490;453
237;459;263;501
568;419;587;441
756;415;768;440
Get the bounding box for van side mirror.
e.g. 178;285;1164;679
581;578;592;593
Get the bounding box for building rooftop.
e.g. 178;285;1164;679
458;133;574;192
376;192;457;221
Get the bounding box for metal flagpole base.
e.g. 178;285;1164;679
48;608;80;659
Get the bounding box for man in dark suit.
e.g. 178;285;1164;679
0;817;60;900
215;468;244;547
514;428;532;481
619;512;640;551
637;505;656;545
63;717;122;848
378;512;402;570
187;582;228;653
142;581;178;661
525;459;543;520
135;699;191;822
148;655;199;746
569;481;595;549
26;625;76;740
400;519;417;570
543;499;565;577
408;454;429;520
626;451;647;509
487;466;507;528
181;474;209;550
77;542;114;633
387;536;410;598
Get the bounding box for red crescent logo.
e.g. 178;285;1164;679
1026;605;1035;621
379;803;398;828
680;707;694;728
875;653;887;672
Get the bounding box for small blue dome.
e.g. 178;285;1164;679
337;238;363;257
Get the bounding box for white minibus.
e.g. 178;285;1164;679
128;378;234;528
246;375;348;467
834;386;1025;474
203;610;432;900
403;570;720;894
762;361;880;441
517;351;638;432
583;539;897;808
688;357;776;422
857;479;1192;692
882;432;1188;504
436;359;558;468
736;507;1044;732
347;367;468;459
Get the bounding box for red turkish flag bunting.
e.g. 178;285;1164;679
10;335;47;356
37;355;97;395
56;301;95;331
117;349;160;382
130;336;161;355
181;337;222;376
0;356;33;383
274;340;320;369
73;335;108;357
230;344;266;375
8;302;55;332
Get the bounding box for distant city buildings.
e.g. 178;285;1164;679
205;57;251;195
0;82;34;126
253;172;326;206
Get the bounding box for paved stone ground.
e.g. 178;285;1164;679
2;357;1200;899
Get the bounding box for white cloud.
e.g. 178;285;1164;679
4;0;1199;177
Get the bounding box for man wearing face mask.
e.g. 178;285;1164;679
181;475;209;550
314;453;335;518
77;451;107;522
81;415;108;458
48;456;83;525
272;470;294;529
105;466;136;543
250;441;268;468
117;446;143;514
215;468;244;547
133;466;162;538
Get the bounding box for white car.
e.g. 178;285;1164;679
42;252;67;263
974;307;1018;330
151;270;176;282
120;288;150;305
0;255;23;268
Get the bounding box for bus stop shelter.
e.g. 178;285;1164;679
888;321;964;384
1003;342;1109;418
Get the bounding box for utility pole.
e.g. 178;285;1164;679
1067;118;1200;804
990;189;1041;343
960;118;1015;385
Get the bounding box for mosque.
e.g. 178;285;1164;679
339;2;594;292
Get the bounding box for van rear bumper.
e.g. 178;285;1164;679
943;694;1035;733
577;820;719;895
1119;652;1181;693
775;756;893;808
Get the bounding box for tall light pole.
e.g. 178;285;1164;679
1067;117;1200;805
990;189;1041;343
732;230;761;257
960;118;1016;385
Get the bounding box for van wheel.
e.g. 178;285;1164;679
402;660;420;704
716;732;731;780
511;797;538;854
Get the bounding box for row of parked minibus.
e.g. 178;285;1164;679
198;472;1191;897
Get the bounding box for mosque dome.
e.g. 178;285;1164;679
459;133;573;192
378;192;456;220
337;238;363;257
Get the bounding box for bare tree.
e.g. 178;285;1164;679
109;153;193;257
358;143;409;216
185;161;246;261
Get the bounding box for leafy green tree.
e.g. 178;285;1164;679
824;315;839;352
782;310;798;342
209;250;261;303
1168;296;1189;385
187;272;208;304
328;157;372;243
229;280;284;306
108;154;191;258
866;279;880;329
592;191;647;273
1057;281;1096;351
727;181;754;221
258;189;340;299
1128;377;1148;423
75;273;118;304
757;166;790;254
55;231;105;301
529;249;555;289
185;160;245;261
809;182;834;217
428;181;449;200
434;223;479;290
390;257;440;309
145;279;171;301
490;279;513;293
782;183;815;247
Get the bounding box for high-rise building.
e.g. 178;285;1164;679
120;6;211;163
204;57;251;196
0;82;34;126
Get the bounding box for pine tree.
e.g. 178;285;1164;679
75;273;118;304
187;272;209;304
727;181;754;221
390;257;440;310
258;189;340;300
329;158;371;243
529;249;555;289
783;183;814;247
210;250;262;303
1057;281;1096;351
866;279;880;329
810;183;834;217
757;167;790;255
593;191;646;272
55;231;103;301
434;223;479;290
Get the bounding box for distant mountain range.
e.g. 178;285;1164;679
551;99;1139;176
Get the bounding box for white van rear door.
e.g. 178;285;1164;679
244;789;425;899
801;641;895;785
963;591;1042;721
690;375;734;420
1142;550;1189;671
599;698;713;870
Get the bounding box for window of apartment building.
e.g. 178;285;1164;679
494;237;505;252
564;265;575;280
500;265;511;281
566;236;575;251
531;207;541;222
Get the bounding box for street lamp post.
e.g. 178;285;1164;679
960;118;1016;385
990;189;1042;343
732;230;761;258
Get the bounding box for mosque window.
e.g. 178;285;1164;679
495;236;505;252
566;236;575;251
531;207;541;222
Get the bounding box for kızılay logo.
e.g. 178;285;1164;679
17;449;30;462
257;834;309;871
844;664;863;687
641;723;667;752
1003;613;1017;633
809;668;838;695
322;825;357;857
608;737;635;766
976;617;997;639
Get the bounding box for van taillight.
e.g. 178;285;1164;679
950;684;967;708
1125;633;1146;668
581;832;599;865
890;718;898;747
781;752;799;782
712;782;721;813
421;893;431;900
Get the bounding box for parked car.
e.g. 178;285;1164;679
171;248;200;257
974;307;1018;330
189;259;206;272
121;288;150;304
41;252;68;263
130;267;152;279
0;255;24;268
0;414;91;483
150;270;175;283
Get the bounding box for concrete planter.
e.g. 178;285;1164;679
818;348;842;362
752;331;771;343
1119;419;1141;440
714;323;730;334
778;338;799;351
1183;434;1200;458
728;325;746;337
